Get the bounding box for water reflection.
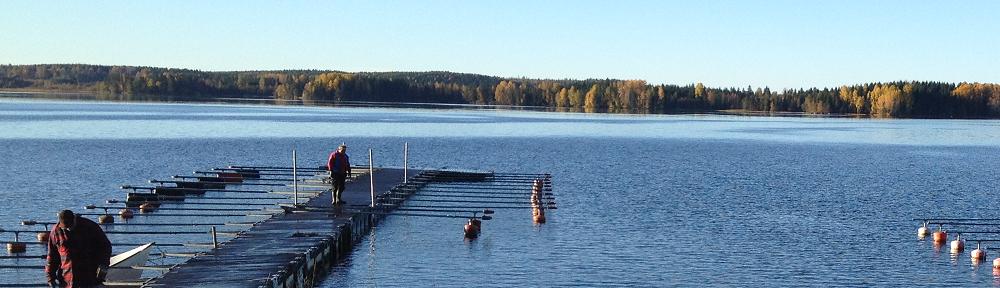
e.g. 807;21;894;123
3;98;1000;146
366;227;377;287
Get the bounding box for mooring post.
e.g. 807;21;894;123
211;226;218;249
292;149;299;206
369;148;376;208
403;142;408;183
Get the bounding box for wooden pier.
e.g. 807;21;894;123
146;168;422;287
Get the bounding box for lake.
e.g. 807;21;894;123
2;98;1000;286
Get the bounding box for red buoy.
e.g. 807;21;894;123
36;232;49;242
933;231;948;243
464;218;481;239
98;214;114;224
464;223;480;238
532;207;546;224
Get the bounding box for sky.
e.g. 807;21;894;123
1;0;998;89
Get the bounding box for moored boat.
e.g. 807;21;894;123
106;242;155;283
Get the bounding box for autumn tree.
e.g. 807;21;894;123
584;84;603;111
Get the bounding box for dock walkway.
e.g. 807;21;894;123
146;168;419;287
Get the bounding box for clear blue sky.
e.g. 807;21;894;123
2;1;998;89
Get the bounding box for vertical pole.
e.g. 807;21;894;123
403;142;408;183
292;149;299;206
369;148;375;208
211;226;218;249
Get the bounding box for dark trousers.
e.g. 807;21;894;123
331;172;347;203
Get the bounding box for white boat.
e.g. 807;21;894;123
106;242;154;282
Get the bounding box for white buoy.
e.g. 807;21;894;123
917;222;929;239
972;243;986;262
950;234;965;253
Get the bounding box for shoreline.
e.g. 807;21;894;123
3;64;998;120
0;89;953;120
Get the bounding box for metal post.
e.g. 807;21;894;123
369;148;376;208
211;226;218;249
403;142;408;183
292;149;299;206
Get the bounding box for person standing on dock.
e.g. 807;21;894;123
328;144;352;205
45;210;112;288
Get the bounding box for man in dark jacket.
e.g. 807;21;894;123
327;144;352;205
46;210;112;287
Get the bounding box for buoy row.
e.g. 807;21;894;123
916;221;1000;265
922;225;966;255
94;203;151;223
17;221;51;243
531;179;547;224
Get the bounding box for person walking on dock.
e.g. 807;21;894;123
45;210;112;288
328;144;352;205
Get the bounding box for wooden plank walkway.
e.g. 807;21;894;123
146;168;416;287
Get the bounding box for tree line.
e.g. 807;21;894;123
2;64;999;118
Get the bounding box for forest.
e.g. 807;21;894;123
2;64;999;118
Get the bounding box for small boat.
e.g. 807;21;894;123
106;242;155;282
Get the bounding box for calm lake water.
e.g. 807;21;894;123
2;98;1000;286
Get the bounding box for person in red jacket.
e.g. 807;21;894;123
327;144;352;205
46;210;112;288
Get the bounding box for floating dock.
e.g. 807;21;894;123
0;163;552;288
147;168;422;287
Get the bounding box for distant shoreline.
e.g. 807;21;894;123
0;89;862;119
3;64;998;119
